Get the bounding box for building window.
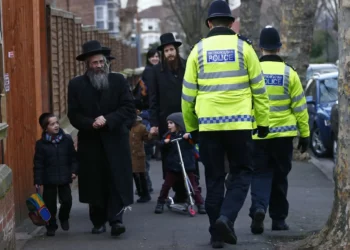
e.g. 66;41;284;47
96;6;104;19
96;21;105;29
108;10;115;21
108;22;114;31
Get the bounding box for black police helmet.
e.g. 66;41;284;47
206;0;235;27
259;26;282;50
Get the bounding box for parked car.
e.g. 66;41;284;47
330;103;339;162
306;64;338;82
305;71;338;157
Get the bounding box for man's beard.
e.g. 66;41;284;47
86;66;109;90
165;55;179;71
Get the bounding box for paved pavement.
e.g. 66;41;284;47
20;160;333;250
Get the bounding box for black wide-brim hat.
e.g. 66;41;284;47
206;0;235;27
102;46;116;61
157;33;182;51
76;40;111;61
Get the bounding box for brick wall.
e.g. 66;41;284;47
0;165;15;250
48;6;138;119
55;0;95;25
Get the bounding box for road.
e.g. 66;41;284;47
22;160;333;250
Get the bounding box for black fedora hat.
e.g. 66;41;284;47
157;33;182;51
76;40;111;61
102;46;116;61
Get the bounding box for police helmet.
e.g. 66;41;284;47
259;26;282;50
206;0;235;27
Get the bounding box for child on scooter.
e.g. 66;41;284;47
154;112;206;214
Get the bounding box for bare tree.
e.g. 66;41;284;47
280;0;318;84
239;0;262;52
295;1;350;248
164;0;212;53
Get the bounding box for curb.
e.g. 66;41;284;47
309;156;335;183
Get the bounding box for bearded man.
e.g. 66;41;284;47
68;40;135;237
149;33;204;213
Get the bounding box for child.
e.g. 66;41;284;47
154;112;206;214
33;113;78;236
130;113;153;203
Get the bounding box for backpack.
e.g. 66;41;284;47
26;188;51;226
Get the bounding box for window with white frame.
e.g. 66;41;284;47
96;6;104;20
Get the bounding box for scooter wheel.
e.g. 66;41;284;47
188;205;196;217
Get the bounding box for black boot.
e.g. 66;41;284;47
137;173;151;203
111;222;126;237
251;209;265;234
46;223;58;236
154;201;164;214
197;204;207;214
215;215;237;245
272;220;289;231
133;173;142;197
91;224;106;234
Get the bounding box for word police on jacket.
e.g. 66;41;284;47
207;50;236;63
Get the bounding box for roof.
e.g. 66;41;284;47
138;5;163;19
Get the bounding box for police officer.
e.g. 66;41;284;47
181;0;270;248
249;26;310;235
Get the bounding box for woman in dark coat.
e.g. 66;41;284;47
68;40;136;237
132;49;161;192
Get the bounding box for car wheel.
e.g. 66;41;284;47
311;126;328;157
333;139;337;164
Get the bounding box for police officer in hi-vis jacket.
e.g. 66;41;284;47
181;0;270;248
249;26;310;235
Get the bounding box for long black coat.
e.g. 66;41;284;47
68;73;136;206
148;60;186;136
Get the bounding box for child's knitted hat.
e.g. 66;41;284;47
167;112;185;131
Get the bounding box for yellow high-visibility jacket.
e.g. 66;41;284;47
253;55;310;139
182;28;270;132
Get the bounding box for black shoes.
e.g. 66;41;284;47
272;220;290;231
91;224;106;234
197;204;207;214
137;195;151;203
154;202;164;214
215;215;237;245
46;224;58;236
91;223;126;237
210;237;224;249
251;209;265;235
60;220;70;231
111;223;126;237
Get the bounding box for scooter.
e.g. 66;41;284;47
166;138;197;217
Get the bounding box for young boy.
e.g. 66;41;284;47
33;113;78;236
154;112;206;214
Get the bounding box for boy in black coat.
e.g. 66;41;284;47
154;112;206;214
33;113;78;236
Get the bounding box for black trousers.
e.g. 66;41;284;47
200;130;253;238
43;184;72;227
89;185;124;227
250;137;294;222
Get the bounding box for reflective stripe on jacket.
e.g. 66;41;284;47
253;55;310;139
182;27;269;132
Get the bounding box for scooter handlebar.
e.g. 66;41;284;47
171;138;183;143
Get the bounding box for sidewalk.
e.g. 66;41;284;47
19;160;333;250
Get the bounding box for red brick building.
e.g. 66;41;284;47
53;0;95;25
